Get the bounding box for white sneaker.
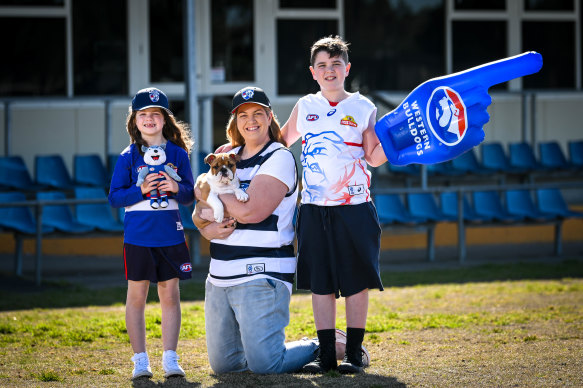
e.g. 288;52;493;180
335;328;370;367
162;350;185;378
131;352;153;379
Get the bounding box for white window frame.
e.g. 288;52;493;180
446;0;580;90
0;0;73;96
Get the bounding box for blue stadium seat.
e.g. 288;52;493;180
407;193;457;222
481;142;525;173
536;188;583;219
538;141;571;170
508;142;544;172
0;192;54;234
74;154;109;187
450;149;492;174
179;204;197;231
107;154;119;181
472;191;523;223
568;140;583;169
37;191;94;233
439;191;491;223
74;187;124;232
35;154;76;189
388;163;420;176
0;156;46;191
505;189;556;222
375;194;427;225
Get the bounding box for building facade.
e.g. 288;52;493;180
1;0;581;175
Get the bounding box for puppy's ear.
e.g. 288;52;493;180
204;153;216;165
229;153;240;162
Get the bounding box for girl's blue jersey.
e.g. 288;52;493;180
108;141;195;247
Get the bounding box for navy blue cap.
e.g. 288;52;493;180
132;87;173;115
231;86;271;113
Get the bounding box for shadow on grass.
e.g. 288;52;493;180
210;370;407;388
132;375;201;387
0;258;582;311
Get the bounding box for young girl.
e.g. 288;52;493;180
108;87;195;380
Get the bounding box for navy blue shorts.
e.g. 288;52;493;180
124;242;192;283
296;202;384;298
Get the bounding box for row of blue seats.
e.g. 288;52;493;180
388;140;583;176
0;152;208;191
375;188;583;226
0;188;197;236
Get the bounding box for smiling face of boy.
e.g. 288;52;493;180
309;51;351;95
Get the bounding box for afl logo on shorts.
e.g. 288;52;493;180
149;89;160;102
306;114;319;121
427;86;467;146
180;263;192;273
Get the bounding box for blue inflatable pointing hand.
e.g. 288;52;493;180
374;52;543;166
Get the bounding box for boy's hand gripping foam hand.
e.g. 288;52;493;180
374;52;543;165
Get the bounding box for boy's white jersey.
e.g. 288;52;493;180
296;91;376;206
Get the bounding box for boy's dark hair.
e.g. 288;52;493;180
310;35;350;67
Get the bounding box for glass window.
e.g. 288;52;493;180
454;0;505;10
345;0;444;92
0;0;63;5
0;17;66;96
524;0;574;11
522;21;575;89
279;0;336;8
150;0;183;83
452;21;507;89
212;96;233;149
73;0;128;95
211;0;254;83
277;19;338;95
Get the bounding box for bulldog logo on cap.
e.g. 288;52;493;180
149;89;160;103
241;89;254;100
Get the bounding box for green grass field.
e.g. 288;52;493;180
0;259;582;387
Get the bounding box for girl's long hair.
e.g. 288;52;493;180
226;106;284;148
126;107;194;155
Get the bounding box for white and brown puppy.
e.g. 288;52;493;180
192;153;248;229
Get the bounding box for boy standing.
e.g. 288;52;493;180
282;36;387;374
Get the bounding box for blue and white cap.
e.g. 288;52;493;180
132;87;173;115
231;86;271;113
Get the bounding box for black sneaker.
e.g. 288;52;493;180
302;343;337;374
337;351;364;374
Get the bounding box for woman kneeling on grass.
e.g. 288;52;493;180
193;86;348;374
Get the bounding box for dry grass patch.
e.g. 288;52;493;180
0;261;582;387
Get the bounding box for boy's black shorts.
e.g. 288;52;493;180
296;202;384;298
124;242;192;283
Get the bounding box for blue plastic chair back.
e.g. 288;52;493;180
505;189;553;221
0;156;44;190
375;194;425;224
388;163;419;176
74;154;108;187
536;188;583;219
107;154;119;181
539;141;569;170
0;192;53;234
407;193;455;222
35;155;75;189
568;140;583;168
509;142;541;171
451;149;487;173
473;190;523;222
482;142;513;172
439;192;489;222
37;191;94;233
74;187;124;232
179;204;197;231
